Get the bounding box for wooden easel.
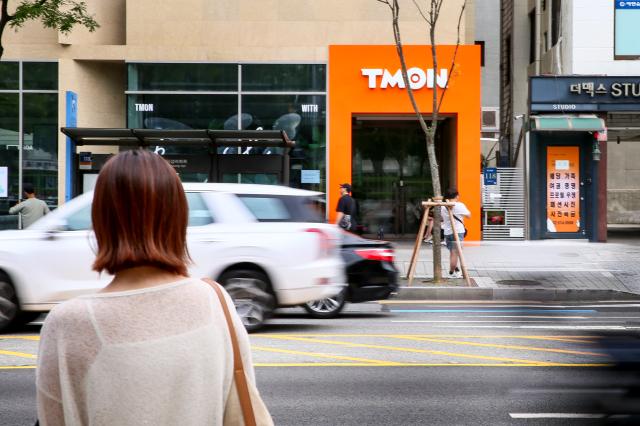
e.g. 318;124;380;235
406;199;472;287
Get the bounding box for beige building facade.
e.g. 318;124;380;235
1;0;475;236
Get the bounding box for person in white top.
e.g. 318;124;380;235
36;150;272;426
440;189;471;279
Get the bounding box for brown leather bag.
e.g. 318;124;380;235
203;278;273;426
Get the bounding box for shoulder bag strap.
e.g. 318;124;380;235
453;214;464;225
203;278;257;426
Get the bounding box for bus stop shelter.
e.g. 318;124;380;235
60;128;294;198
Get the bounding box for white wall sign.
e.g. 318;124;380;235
301;169;321;184
361;68;448;89
0;167;7;197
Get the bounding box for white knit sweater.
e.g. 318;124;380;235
36;278;258;426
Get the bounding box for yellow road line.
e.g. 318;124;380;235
252;345;403;365
389;336;606;358
0;335;40;341
0;365;36;370
253;363;612;368
255;334;598;338
0;350;37;359
258;335;560;366
0;362;612;371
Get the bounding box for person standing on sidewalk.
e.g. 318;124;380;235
9;183;49;229
36;150;272;425
336;183;357;233
441;188;470;279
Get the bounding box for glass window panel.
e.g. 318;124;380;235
65;204;92;231
22;93;58;210
186;192;214;226
23;62;58;90
127;93;238;182
615;7;640;58
237;196;291;221
0;62;19;90
242;64;326;92
241;94;326;191
0;94;19;229
128;63;237;91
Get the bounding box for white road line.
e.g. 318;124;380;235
511;388;625;395
391;320;628;324
471;267;620;272
391;322;631;330
509;413;606;419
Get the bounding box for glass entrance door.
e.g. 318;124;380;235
352;118;441;239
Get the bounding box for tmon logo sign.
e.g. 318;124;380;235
361;68;448;90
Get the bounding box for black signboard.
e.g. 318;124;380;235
530;76;640;112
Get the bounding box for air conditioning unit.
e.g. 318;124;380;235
481;108;500;131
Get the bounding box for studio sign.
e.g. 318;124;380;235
361;68;448;89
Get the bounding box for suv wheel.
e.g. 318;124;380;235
303;289;347;319
0;275;19;332
219;269;275;332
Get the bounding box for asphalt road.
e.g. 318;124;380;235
3;300;640;425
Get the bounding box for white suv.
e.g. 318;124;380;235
0;183;345;332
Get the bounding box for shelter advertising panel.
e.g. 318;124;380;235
546;146;580;233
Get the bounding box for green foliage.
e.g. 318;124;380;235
8;0;99;33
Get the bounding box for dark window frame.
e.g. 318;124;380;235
474;41;485;67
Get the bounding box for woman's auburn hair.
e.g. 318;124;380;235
91;149;190;276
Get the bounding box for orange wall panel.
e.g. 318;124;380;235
328;45;481;240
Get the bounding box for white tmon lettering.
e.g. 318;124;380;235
135;103;154;112
362;68;448;89
361;69;384;88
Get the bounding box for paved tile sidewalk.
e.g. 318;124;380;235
393;238;640;294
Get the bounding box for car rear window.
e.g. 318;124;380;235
237;195;324;223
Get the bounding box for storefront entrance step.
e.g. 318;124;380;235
392;287;640;302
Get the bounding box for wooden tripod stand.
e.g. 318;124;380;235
406;199;472;287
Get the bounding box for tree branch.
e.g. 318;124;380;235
412;0;429;23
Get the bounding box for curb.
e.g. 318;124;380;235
393;286;640;302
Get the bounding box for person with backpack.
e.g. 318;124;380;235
440;188;470;279
336;183;357;233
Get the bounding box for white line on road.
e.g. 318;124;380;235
510;388;625;395
390;320;628;324
509;413;606;419
391;322;631;330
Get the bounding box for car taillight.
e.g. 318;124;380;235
305;228;333;258
354;248;394;262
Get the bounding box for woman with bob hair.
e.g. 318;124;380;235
36;149;271;425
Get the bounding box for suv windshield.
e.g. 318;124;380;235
237;194;325;223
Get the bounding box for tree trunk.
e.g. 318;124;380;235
426;128;443;280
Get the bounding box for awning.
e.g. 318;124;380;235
530;115;606;132
60;128;295;148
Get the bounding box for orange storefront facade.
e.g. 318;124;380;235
327;45;481;240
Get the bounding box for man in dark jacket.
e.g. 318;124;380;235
335;183;357;232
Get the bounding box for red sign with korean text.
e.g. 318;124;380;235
547;146;580;233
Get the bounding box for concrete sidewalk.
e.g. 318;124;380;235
391;236;640;300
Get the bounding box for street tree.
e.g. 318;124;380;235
0;0;99;59
377;0;467;282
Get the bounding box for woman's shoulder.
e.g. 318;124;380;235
46;298;90;324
